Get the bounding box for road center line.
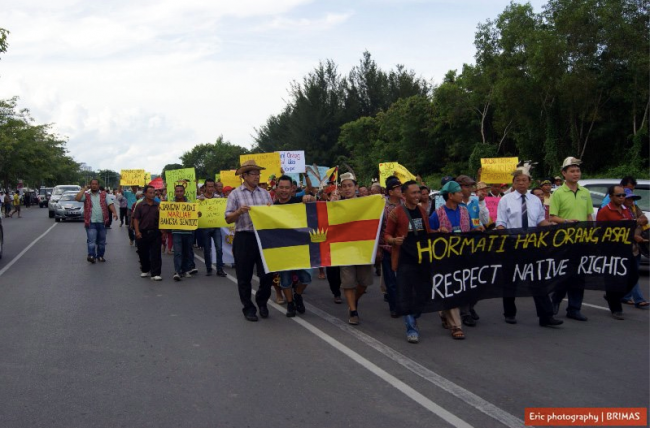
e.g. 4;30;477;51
0;223;58;278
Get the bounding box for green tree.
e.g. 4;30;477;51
180;136;248;180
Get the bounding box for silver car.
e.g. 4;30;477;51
54;192;84;222
48;185;81;218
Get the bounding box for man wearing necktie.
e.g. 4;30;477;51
496;169;562;327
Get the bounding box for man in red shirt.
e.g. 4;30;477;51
596;185;634;319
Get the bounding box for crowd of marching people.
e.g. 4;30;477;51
77;156;648;344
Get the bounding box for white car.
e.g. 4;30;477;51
48;185;81;218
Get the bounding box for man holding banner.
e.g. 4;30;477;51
133;185;163;281
225;160;274;322
198;178;226;277
171;184;196;281
496;169;562;327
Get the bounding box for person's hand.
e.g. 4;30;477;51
439;226;449;233
238;206;250;215
330;191;341;201
393;236;405;246
113;213;118;220
303;195;315;203
135;232;142;239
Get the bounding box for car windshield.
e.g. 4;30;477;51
59;195;77;202
634;187;649;213
53;186;79;195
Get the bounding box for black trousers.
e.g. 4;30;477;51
233;232;272;315
503;295;554;320
326;266;341;298
136;230;162;276
119;207;127;224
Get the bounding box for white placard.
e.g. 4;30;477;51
278;150;306;174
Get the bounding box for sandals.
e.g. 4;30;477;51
440;314;450;330
636;301;649;308
451;327;465;340
621;299;635;305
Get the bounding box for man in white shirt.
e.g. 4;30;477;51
496;169;562;327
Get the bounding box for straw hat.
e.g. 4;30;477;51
236;160;266;176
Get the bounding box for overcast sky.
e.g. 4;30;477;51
0;0;546;174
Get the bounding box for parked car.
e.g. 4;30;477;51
48;185;81;218
579;178;649;265
38;186;53;208
54;192;84;222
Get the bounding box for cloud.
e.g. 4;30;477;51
256;12;353;31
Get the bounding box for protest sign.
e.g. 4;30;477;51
279;151;306;174
158;201;198;230
120;169;145;186
484;196;500;223
197;198;228;228
480;157;518;184
144;172;152;184
239;153;282;183
219;170;241;188
165;168;196;202
378;162;416;187
394;221;638;315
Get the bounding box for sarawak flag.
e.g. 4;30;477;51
325;166;338;183
249;195;385;273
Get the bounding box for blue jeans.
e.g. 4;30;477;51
172;233;194;274
404;313;421;337
201;228;223;272
381;251;397;312
279;269;312;288
86;223;106;257
623;256;645;304
552;284;584;315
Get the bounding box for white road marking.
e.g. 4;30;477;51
0;223;58;278
195;255;518;427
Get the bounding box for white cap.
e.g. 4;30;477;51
561;156;582;170
339;172;356;182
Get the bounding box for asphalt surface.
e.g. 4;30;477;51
0;207;648;428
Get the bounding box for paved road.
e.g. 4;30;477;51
0;208;648;428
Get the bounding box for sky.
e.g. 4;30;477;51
0;0;547;174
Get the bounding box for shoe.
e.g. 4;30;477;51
390;311;399;318
635;302;649;309
87;256;95;263
406;333;419;344
611;311;625;320
97;257;106;262
217;269;227;277
462;315;476;327
188;268;198;275
504;316;517;324
151;276;162;281
140;272;149;278
470;309;480;320
275;295;285;305
286;302;296;318
383;293;389;303
348;310;359;325
621;299;635;305
259;306;269;319
294;293;305;314
184;272;192;278
105;226;111;229
539;317;563;327
566;312;588;321
375;267;381;277
129;240;134;246
552;302;560;315
451;327;465;340
173;273;181;281
120;224;123;227
206;270;213;276
334;296;342;304
245;313;258;322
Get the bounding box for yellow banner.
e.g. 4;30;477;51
378;162;416;187
219;170;241;188
145;172;152;184
120;169;145;186
239;152;282;183
159;201;198;230
165;168;197;202
197;198;228;228
480;157;519;184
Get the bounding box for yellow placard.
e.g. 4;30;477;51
159;201;198;230
239;152;282;183
165;168;197;202
378;162;416;187
480;157;519;184
219;170;241;188
197;198;228;228
120;169;145;186
145;172;152;184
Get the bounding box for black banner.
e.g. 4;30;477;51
395;221;639;315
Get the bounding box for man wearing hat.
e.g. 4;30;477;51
549;156;593;321
428;180;471;339
330;172;374;325
379;176;403;318
225;160;274;322
433;175;454;211
475;181;491;226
